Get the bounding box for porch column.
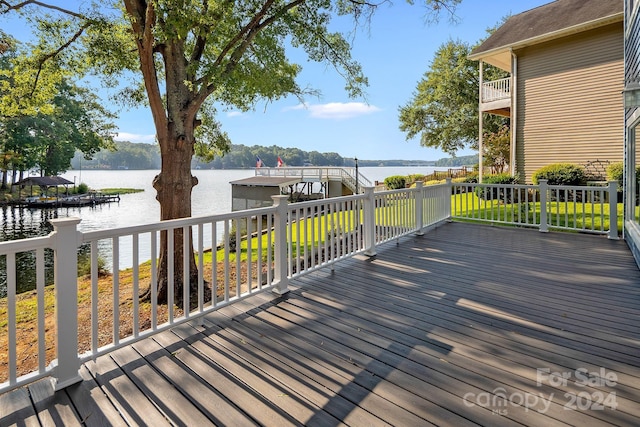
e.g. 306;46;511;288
479;60;484;183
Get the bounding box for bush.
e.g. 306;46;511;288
384;175;406;190
462;172;479;183
77;182;89;194
482;173;519;185
531;163;586;186
475;173;519;202
607;161;640;191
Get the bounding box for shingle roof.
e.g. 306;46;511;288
469;0;623;58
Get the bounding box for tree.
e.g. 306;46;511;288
1;0;461;306
2;80;116;176
398;38;508;155
483;125;510;174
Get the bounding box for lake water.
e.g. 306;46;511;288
3;166;444;238
1;166;444;293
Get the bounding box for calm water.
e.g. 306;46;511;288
1;166;443;293
2;166;445;238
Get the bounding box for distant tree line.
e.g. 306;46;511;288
71;142;348;170
434;154;477;167
70;140;468;171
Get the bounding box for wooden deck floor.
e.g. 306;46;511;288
2;222;639;426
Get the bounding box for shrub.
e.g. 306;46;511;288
475;173;519;202
482;173;518;185
406;174;426;184
607;161;640;191
77;182;89;194
531;163;586;186
384;175;406;190
462;172;479;183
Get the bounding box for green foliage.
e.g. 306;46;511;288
2;77;116;176
434;154;477;167
532;163;586;186
462;172;479;183
483;125;510;173
606;161;640;191
77;254;107;277
398;38;507;155
77;182;89;194
475;173;518;201
482;173;518;185
384;175;406;190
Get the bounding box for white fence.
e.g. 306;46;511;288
451;180;618;238
0;180;618;392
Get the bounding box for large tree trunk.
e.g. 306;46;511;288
141;130;209;308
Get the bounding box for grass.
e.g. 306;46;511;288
451;191;624;233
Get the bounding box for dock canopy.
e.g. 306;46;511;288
14;176;74;187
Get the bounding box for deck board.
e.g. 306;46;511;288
1;222;639;426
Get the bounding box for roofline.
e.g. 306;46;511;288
468;12;623;61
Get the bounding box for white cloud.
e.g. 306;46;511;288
289;102;381;119
227;111;243;117
114;132;156;144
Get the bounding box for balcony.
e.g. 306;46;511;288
481;77;511;117
1;181;639;425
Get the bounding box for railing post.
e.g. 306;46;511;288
49;217;83;390
415;181;424;235
445;178;452;219
608;181;619;240
363;186;377;256
271;195;290;295
539;180;549;233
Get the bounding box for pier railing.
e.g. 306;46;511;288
0;180;618;392
255;166;372;192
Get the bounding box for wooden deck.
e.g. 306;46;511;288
2;222;639;426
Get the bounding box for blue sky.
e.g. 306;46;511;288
2;0;550;161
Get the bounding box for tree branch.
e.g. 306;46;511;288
0;0;86;19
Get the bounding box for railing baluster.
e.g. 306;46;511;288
223;220;230;303
167;230;174;323
212;221;218;306
7;252;16;385
151;230;158;329
36;248;45;373
133;233;139;337
183;226;190;316
113;236;120;345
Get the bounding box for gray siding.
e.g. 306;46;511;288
516;23;624;182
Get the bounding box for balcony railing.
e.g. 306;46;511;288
482;77;511;103
0;180;619;393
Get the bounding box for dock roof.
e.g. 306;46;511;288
13;176;74;187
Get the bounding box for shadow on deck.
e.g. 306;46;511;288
2;222;639;426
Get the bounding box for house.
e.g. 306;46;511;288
624;0;640;266
468;0;624;183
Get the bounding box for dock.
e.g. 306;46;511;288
20;192;120;208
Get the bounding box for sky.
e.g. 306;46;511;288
2;0;551;162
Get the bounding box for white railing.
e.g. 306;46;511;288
0;183;449;393
0;179;619;393
255;166;372;191
451;179;618;238
482;77;511;102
